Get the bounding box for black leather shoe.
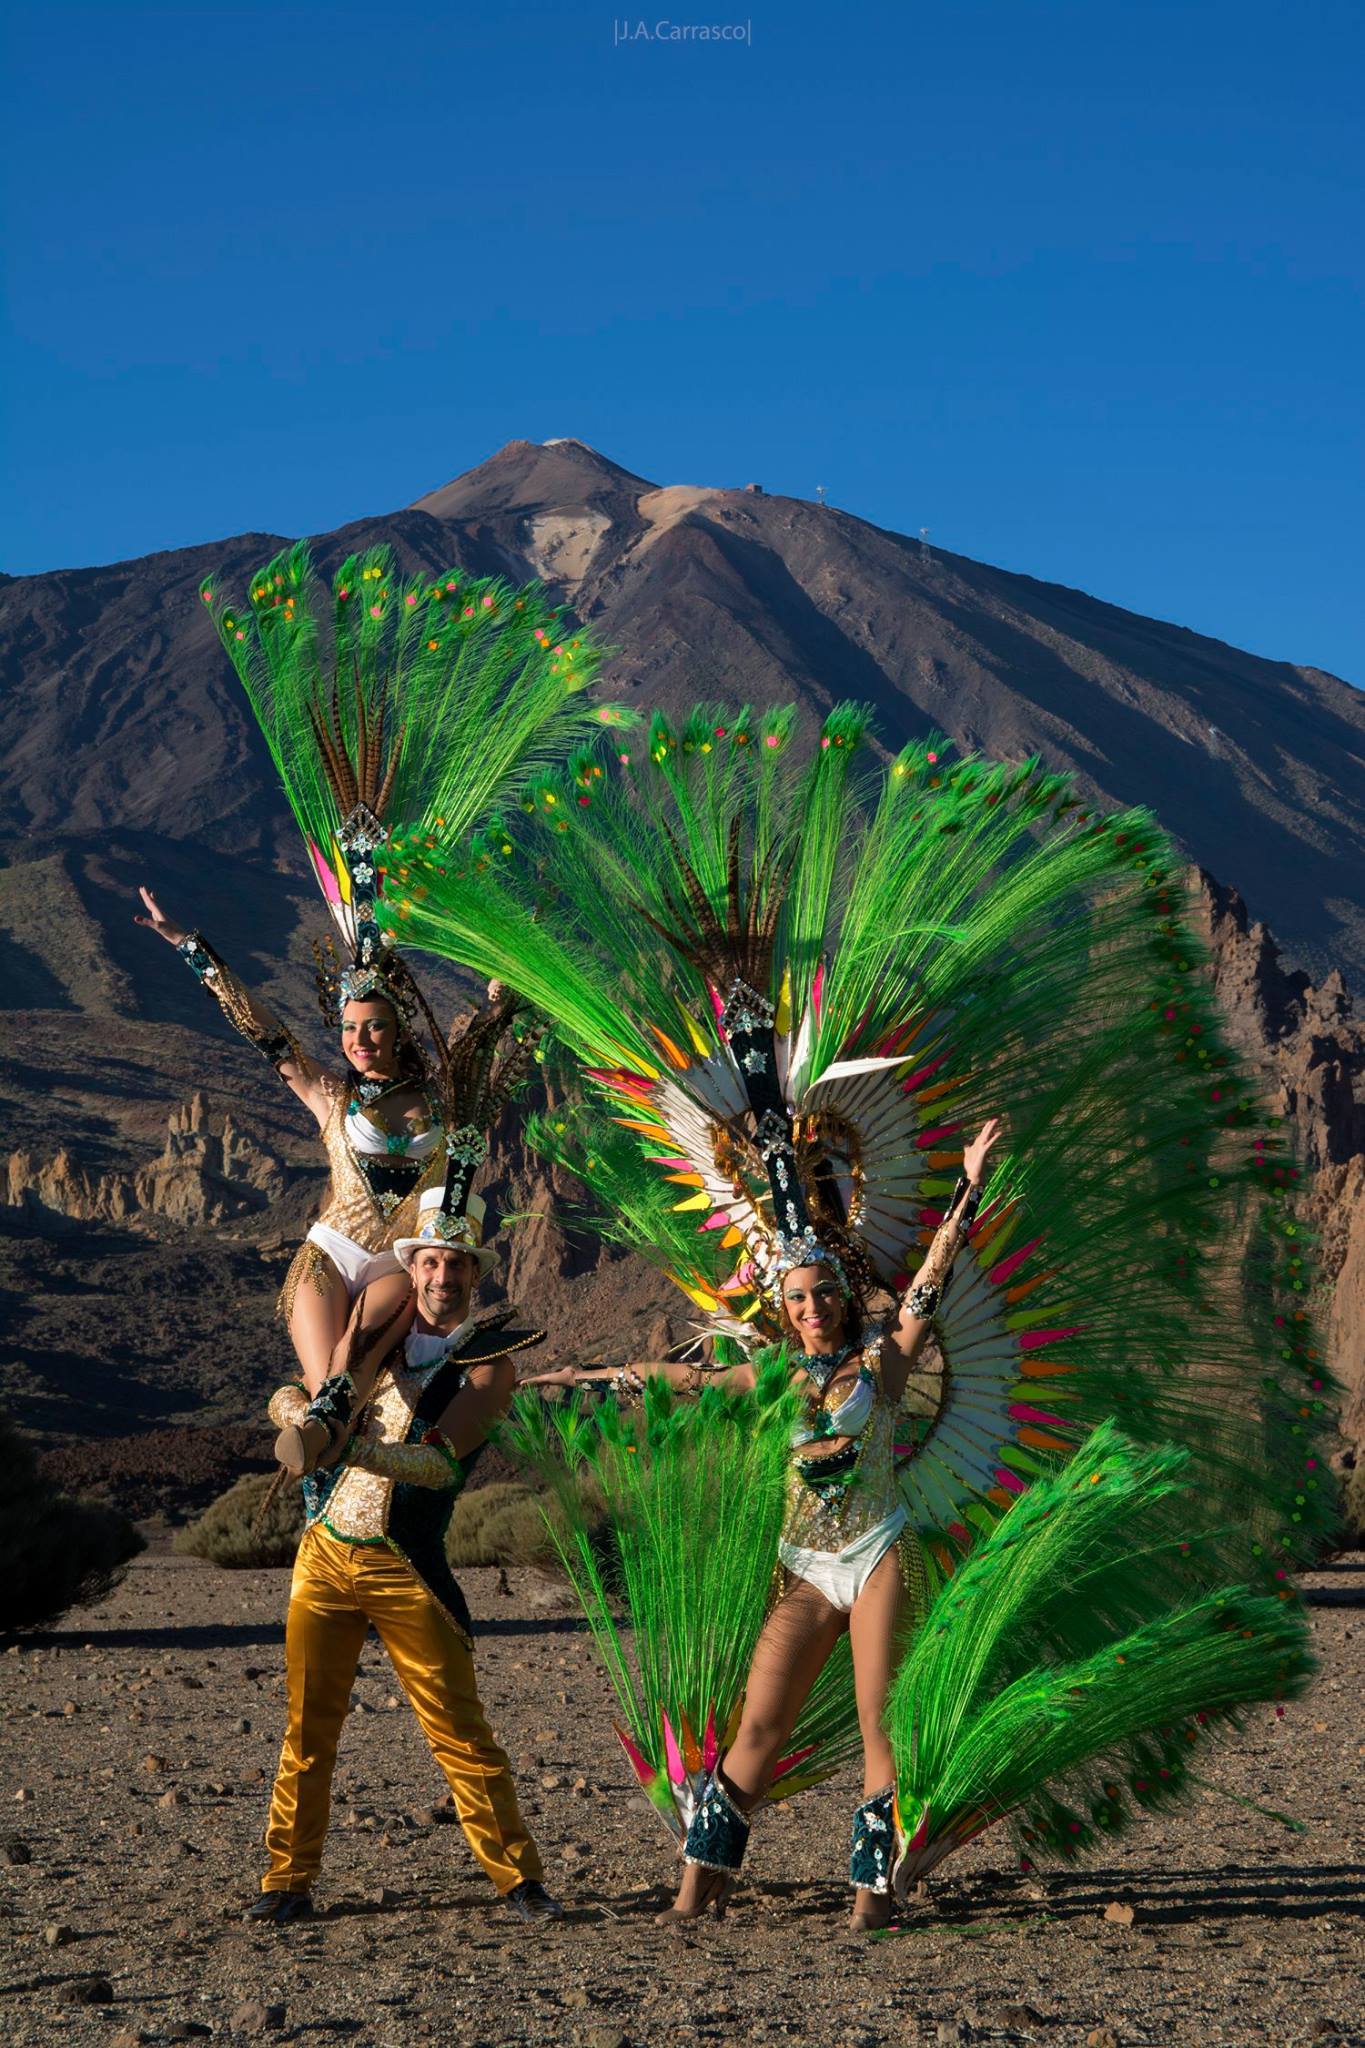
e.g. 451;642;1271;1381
248;1891;314;1925
504;1879;563;1923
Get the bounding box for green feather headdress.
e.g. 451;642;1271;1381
200;540;624;994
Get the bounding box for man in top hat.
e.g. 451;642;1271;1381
252;1182;560;1926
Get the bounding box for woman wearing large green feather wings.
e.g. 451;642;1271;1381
136;540;616;1393
378;703;1332;1926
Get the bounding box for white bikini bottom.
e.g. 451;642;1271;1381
779;1505;908;1614
305;1222;403;1297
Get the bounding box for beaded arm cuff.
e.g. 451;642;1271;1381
176;931;300;1070
345;1432;462;1490
903;1175;982;1319
267;1384;310;1431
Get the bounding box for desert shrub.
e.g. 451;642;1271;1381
174;1471;305;1569
446;1473;607;1570
0;1411;144;1634
176;1466;607;1574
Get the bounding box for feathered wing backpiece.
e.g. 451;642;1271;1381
381;704;1335;1842
199;540;623;1022
887;1422;1314;1891
498;1356;858;1838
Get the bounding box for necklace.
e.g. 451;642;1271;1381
801;1342;856;1394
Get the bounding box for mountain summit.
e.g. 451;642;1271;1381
1;436;1362;987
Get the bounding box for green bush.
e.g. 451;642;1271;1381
174;1471;305;1569
176;1466;607;1574
446;1474;607;1569
0;1411;144;1633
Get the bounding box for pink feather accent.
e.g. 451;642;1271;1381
994;1467;1027;1495
586;1068;653;1101
988;1238;1041;1287
917;1122;962;1150
708;983;725;1023
1008;1401;1069;1428
948;1521;969;1541
701;1211;732;1231
811;963;825;1018
309;841;342;905
901;1051;949;1093
702;1707;719;1773
904;1814;930;1853
875;1020;918;1058
770;1743;816;1784
1016;1327;1080;1351
662;1712;686;1788
646;1154;695;1169
614;1724;656;1790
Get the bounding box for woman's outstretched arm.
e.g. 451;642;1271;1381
136;885;333;1128
522;1356;758;1397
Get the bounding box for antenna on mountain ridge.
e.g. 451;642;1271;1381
919;527;931;560
816;484;826;507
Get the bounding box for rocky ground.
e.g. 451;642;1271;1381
3;1555;1362;2048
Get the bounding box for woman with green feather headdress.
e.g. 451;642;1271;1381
377;702;1332;1929
136;539;619;1394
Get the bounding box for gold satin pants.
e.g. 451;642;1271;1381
262;1525;543;1897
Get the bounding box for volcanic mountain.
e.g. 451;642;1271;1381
1;437;1361;1485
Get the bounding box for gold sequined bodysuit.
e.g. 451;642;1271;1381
278;1080;447;1319
312;1082;444;1251
172;934;447;1317
780;1348;906;1553
776;1347;923;1615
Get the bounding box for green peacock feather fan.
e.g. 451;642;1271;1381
384;705;1334;1851
496;1356;859;1839
380;707;1338;1608
888;1422;1315;1892
199;540;625;961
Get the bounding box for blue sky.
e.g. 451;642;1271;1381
4;0;1361;681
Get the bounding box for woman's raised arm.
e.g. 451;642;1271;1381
881;1117;1003;1401
136;885;332;1126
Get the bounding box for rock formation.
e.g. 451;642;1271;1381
5;1090;288;1232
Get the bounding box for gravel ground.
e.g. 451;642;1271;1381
2;1554;1362;2048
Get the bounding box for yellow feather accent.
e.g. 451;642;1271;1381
675;1002;713;1056
774;965;793;1036
607;1044;660;1081
672;1192;713;1212
331;840;352;906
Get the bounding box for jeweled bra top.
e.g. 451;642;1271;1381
313;1077;446;1252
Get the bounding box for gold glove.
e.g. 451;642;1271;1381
345;1434;461;1490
